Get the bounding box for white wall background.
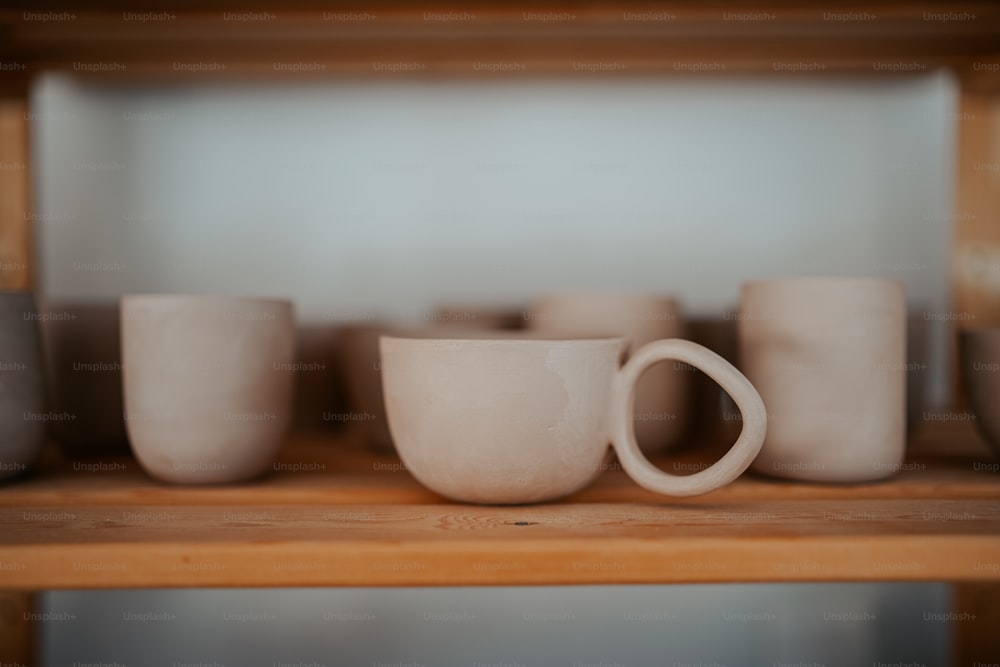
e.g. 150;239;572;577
33;71;958;664
32;72;958;402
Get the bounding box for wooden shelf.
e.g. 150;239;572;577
1;419;998;589
1;5;999;663
1;2;999;82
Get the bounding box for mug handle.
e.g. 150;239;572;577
611;338;766;496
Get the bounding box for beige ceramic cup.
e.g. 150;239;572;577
527;293;688;454
380;335;766;504
738;277;906;482
122;295;295;484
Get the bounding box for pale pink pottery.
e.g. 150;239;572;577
381;334;766;504
122;295;295;484
738;277;906;482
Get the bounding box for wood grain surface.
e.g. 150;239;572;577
0;93;32;291
0;421;997;588
1;2;998;78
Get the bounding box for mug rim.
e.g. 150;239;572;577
530;290;679;308
381;333;628;346
742;276;902;292
121;293;292;309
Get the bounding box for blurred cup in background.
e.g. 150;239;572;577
527;292;689;454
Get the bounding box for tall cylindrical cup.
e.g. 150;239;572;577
738;277;906;482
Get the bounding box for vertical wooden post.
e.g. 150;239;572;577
952;67;1000;667
0;591;36;666
953;582;1000;665
952;75;1000;409
0;80;38;665
953;87;1000;329
0;88;33;291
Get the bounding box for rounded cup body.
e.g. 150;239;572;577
381;336;622;504
122;295;294;484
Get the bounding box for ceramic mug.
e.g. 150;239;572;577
527;293;689;454
738;277;906;482
122;295;295;484
959;328;1000;458
380;334;766;504
0;292;46;481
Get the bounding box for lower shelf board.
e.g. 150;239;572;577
1;420;998;588
2;500;1000;588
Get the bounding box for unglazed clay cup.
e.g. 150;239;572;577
41;301;128;454
738;277;906;482
381;334;766;504
959;328;1000;458
122;295;295;484
527;293;688;454
0;292;46;481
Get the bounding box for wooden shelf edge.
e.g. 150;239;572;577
2;535;998;589
3;3;999;79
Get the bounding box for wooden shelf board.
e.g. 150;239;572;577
1;2;999;78
0;420;998;588
2;531;998;589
